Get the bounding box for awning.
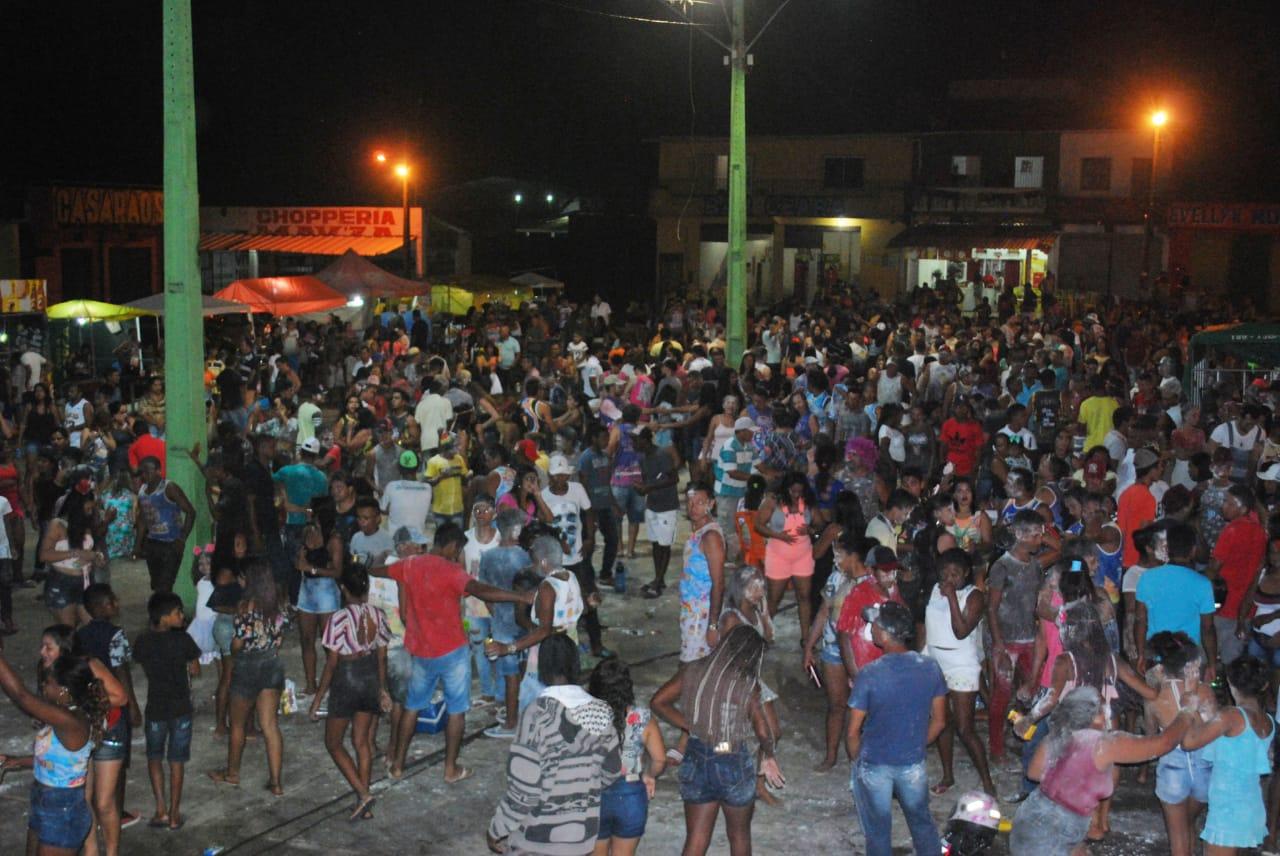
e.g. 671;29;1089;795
198;232;408;256
887;226;1056;252
123;293;250;317
213;276;348;316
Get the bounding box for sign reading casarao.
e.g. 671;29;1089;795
54;187;164;226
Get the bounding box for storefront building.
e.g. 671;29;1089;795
1166;202;1280;312
650;135;913;303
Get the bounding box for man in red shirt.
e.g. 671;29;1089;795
127;419;167;476
836;546;907;676
370;523;529;783
1211;485;1267;664
939;399;985;477
1116;448;1160;568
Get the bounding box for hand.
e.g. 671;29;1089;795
705;625;719;648
1204;662;1217;684
759;756;786;789
486;832;508;854
587;591;602;609
801;649;814;675
379;690;392;714
484;639;507;659
188;442;202;460
773;531;796;544
309;702;321;722
642;772;657;799
1237;624;1249;641
634;485;649;496
939;579;956;598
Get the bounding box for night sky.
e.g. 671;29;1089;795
5;0;1279;210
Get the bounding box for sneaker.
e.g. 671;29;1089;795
316;694;329;718
483;725;516;739
1000;790;1030;804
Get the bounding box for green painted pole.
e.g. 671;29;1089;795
725;0;747;366
162;0;209;608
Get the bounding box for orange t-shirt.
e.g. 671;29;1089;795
1116;482;1156;567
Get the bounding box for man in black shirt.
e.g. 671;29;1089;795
243;434;288;593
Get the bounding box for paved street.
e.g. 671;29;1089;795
0;521;1169;855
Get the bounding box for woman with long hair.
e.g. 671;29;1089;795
588;658;666;856
651;625;785;856
293;516;344;697
947;476;991;554
209;560;288;795
38;490;105;627
20;382;58;462
698;395;742;484
755;472;817;645
0;648;111;856
1010;686;1195;856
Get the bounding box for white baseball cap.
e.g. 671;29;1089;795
300;438;322;455
733;416;756;432
549;454;575;476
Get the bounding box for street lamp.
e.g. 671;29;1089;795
514;192;523;204
394;163;412;278
1140;109;1169;288
545;193;555;205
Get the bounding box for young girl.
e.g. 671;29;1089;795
309;563;390;822
803;531;865;771
187;544;219;665
99;470;137;562
1180;656;1275;855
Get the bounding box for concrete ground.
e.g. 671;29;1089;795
0;520;1173;855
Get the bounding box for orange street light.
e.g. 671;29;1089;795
1151;109;1168;127
394;163;410;179
374;151;387;163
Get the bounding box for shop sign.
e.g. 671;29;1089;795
765;196;856;218
973;248;1025;260
54;187;164;226
1167;203;1280;231
0;280;48;313
200;207;418;239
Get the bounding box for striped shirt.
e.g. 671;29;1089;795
714;436;756;499
321;603;390;656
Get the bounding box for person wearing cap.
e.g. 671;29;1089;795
542;452;608;657
713;416;758;562
846;600;946;856
379;449;434;535
133;456;196;595
834;545;907;676
425;433;469;531
1116;448;1162;573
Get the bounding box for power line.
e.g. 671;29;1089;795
530;0;703;26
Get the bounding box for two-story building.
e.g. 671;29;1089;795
649;134;913;303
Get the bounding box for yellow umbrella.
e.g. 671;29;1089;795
430;285;473;316
47;299;155;323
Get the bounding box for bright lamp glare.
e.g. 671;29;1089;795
546;193;555;204
347;295;365;308
394;164;410;178
1151;110;1168;127
76;318;89;326
514;192;524;204
374;151;387;163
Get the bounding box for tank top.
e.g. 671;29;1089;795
34;722;91;788
1040;729;1114;815
139;480;182;542
949;514;981;551
735;505;766;566
1000;497;1040;526
52;522;94;580
707;420;734;461
1093;533;1123;604
681;522;721;603
519;397;541;434
526;573;583;672
925;584;979;662
64;399;89;446
492;466;516;503
611;423;642;487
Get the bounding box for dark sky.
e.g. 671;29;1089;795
5;0;1280;208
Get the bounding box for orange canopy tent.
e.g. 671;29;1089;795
313;249;425;299
213;276;348;316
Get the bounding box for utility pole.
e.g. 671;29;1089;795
402;175;412;278
162;0;210;607
725;0;747;366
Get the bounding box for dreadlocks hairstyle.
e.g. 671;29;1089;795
588;658;636;744
683;624;768;747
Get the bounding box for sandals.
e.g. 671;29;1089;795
641;582;665;599
207;770;240;787
349;795;376;822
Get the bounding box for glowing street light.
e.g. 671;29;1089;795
514;192;523;204
374;151;387;163
1151;110;1168;128
545;193;555;204
394;163;410;179
1139;108;1170;287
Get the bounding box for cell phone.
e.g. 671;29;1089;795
807;663;822;687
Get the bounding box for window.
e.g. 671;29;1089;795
1080;157;1112;192
824;157;865;189
950;155;981;187
1131;157;1153;199
1014;156;1044;189
715;155;729;191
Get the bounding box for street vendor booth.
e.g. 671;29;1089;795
213;276;347;316
1185;323;1280;404
0;280;50;376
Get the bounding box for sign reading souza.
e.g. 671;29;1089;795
201;207;421;239
54;187;164;226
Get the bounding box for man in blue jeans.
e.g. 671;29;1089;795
847;601;946;856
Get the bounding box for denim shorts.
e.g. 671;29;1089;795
386;645;412;706
329;652;382;719
1248;636;1280;668
818;639;843;666
44;571;83;612
611;485;646;524
407;644;470;714
297;575;341;614
93;714;131;763
29;782;92;849
678;736;756;807
230;649;285;700
1155;746;1212;804
145;715;193;763
599;778;649;839
212;613;235;657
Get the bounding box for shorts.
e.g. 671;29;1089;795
763;541;814;581
928;647;982;693
433;513;464;531
297;575;341;614
93;714;131;764
1009;788;1092;855
230;649;285;700
678;736;756;807
407;644;470;714
1155;746;1212;804
44;571;84;612
1248;636;1280;668
145;715;193;763
644;509;678;547
29;782;92;850
329;652;382;719
818;639;844;666
386;645;412;706
612;485;646;524
598;778;649;839
212;613;235;657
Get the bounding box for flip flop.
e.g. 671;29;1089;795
207;770;240;787
641;582;664;599
349;795;376;822
168;818;186;831
445;766;473;785
147;817;169;829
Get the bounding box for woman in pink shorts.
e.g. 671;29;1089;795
755;472;816;646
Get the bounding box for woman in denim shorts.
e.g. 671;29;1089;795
210;561;288;795
589;659;667;854
0;648;109;856
294;522;342;696
651;625;786;856
38;490;104;628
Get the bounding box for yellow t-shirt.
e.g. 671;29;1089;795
1078;395;1119;452
426;453;469;515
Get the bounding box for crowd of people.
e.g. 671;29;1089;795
0;280;1278;855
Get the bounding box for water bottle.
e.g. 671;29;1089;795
613;562;627;594
203;848;224;856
